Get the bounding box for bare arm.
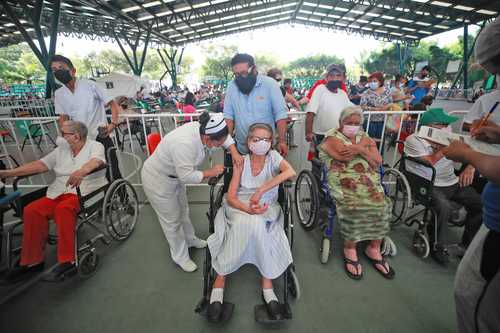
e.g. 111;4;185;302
305;112;314;141
285;92;301;110
320;137;356;162
276;119;287;145
0;160;48;179
108;100;121;125
225;119;234;136
66;158;105;188
226;163;251;213
354;137;383;168
256;159;296;195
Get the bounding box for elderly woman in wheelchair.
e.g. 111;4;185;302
318;106;395;280
206;123;296;322
0;121;108;282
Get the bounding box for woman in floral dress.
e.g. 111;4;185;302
319;106;395;280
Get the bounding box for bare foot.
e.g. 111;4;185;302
365;245;390;273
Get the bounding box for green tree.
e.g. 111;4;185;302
201;44;238;81
285;54;344;77
254;53;280;74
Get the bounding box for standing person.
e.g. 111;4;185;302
407;66;435;106
305;64;353;145
349;75;368;105
391;74;413;109
283;78;293;95
360;71;393;149
141;113;237;272
444;16;500;333
182;91;197;122
302;64;348;104
50;55;123;182
266;68;301;110
224;53;288;157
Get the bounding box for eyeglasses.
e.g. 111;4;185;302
233;66;254;78
61;131;75;136
249;136;272;143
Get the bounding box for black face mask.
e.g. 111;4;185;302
54;69;73;84
235;73;257;95
326;80;341;92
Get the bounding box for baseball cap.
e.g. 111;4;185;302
475;15;500;74
419;108;459;126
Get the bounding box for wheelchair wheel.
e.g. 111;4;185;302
382;168;411;226
413;231;430;258
102;179;139;241
287;268;301;300
294;170;320;231
320;237;330;264
77;250;100;279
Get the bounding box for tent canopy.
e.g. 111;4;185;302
94;72;151;100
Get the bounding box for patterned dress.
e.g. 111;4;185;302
319;129;391;243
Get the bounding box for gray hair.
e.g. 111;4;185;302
62;120;88;140
339;105;363;124
248;123;273;139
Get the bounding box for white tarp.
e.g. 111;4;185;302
94;72;151;100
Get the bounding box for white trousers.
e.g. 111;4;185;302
141;168;196;265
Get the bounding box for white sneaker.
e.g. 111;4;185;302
188;237;207;249
179;259;198;272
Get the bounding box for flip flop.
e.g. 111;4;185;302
343;257;363;280
364;252;395;280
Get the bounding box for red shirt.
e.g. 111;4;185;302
306;79;347;100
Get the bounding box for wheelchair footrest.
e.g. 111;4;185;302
254;303;291;324
195;297;235;323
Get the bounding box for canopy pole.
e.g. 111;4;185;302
45;0;61;99
113;25;152;76
463;24;469;97
157;47;184;89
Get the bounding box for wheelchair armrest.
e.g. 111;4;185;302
13;173;45;191
86;163;108;176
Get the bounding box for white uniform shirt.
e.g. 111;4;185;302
41;140;107;199
306;85;353;135
54;79;112;140
404;134;458;187
143;122;234;184
464;89;500;125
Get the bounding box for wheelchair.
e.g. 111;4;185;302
195;156;300;324
294;156;411;264
0;151;139;289
391;154;467;258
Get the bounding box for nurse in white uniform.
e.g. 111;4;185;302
141;112;235;272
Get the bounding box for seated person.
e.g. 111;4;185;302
207;123;296;321
319;106;395;280
403;108;482;264
1;121;107;282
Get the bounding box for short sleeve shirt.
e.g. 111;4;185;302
403;134;458;187
223;75;288;153
54;79;113;140
463;89;500;125
40;140;107;199
307;85;353;135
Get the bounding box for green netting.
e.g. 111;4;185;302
291;77;320;89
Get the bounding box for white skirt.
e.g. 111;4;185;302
207;195;293;279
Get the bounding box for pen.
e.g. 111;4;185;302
473;101;499;133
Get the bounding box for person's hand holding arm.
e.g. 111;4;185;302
226;162;267;214
249;159;296;206
66;158;104;188
320;137;356;162
353;138;383;168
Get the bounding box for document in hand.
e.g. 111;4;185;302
417;126;500;157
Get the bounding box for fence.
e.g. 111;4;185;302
0;98;56;118
0;109;468;190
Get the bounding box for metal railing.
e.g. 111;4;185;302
0;110;467;189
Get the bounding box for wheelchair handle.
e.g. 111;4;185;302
208;169;226;186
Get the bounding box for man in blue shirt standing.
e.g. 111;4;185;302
224;53;288;157
407;66;435;105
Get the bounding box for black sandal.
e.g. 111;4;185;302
343;257;363;280
364;252;395;280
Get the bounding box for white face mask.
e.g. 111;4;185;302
342;125;360;138
249;140;271;155
368;82;379;90
56;136;70;149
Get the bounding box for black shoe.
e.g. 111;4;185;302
43;262;76;282
207;302;222;323
262;293;283;321
4;262;45;283
431;246;450;265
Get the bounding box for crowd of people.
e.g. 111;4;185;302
1;15;500;332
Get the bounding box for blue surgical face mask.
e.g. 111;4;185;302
368;82;379;90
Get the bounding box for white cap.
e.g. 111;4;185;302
475;15;500;74
204;113;227;135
